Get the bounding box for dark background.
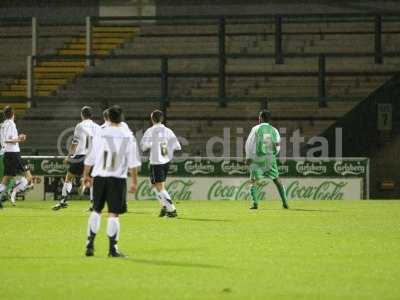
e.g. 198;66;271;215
1;1;400;21
155;0;400;16
0;0;99;22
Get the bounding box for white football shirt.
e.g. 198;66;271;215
1;119;20;152
85;125;141;178
72;119;101;156
140;123;181;165
0;122;4;155
101;121;132;133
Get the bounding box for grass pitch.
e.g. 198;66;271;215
0;200;399;300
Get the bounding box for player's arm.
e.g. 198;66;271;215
64;141;78;164
83;164;93;187
4;125;26;144
245;127;256;164
68;143;78;156
65;126;80;163
69;126;80;156
168;129;181;151
5;135;25;144
140;128;152;152
273;142;281;155
129;167;138;193
273;127;281;155
83;132;99;187
83;159;95;188
128;136;142;192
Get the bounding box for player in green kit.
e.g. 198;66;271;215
245;109;289;210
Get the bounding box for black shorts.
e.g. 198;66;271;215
92;176;127;214
68;155;85;176
150;163;170;184
4;152;27;177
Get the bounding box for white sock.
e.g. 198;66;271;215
61;182;73;199
107;217;120;241
13;177;28;193
152;188;163;207
156;191;165;207
87;212;101;236
0;183;6;193
156;192;165;208
89;187;93;201
159;190;176;212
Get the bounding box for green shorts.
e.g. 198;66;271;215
250;159;279;181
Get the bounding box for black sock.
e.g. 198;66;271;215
87;231;96;249
109;234;118;252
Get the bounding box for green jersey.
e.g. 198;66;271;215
255;123;280;157
245;123;281;180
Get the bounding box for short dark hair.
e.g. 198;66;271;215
151;110;163;123
103;109;110;121
3;106;14;119
259;109;271;123
81;106;92;119
108;105;122;123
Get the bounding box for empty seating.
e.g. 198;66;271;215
4;17;399;156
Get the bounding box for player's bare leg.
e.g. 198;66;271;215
53;172;74;210
0;176;10;208
86;184;94;212
154;182;177;218
0;176;10;194
79;178;93;212
107;212;125;257
153;182;167;217
0;176;17;206
273;178;289;209
0;176;18;207
10;171;34;206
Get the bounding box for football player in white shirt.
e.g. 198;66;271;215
86;108;133;213
83;105;141;257
101;108;131;133
0;111;12;207
0;110;5;208
140;110;181;218
0;106;33;207
53;106;100;211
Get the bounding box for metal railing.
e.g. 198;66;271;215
3;13;400;62
3;13;400;106
28;51;400;108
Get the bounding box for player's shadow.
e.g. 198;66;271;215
0;256;77;260
126;211;153;215
177;217;232;222
126;257;224;269
0;256;224;269
261;208;339;212
289;208;340;212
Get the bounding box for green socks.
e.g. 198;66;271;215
250;185;258;205
276;182;289;209
250;181;289;209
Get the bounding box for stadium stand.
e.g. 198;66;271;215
0;24;138;99
0;16;398;156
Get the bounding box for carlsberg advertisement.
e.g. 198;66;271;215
23;157;369;201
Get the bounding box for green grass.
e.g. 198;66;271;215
0;200;400;300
